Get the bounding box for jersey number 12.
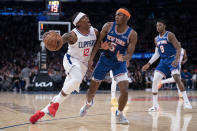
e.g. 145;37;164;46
83;48;90;56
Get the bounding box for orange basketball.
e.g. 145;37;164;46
43;32;63;51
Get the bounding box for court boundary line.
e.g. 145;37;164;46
0;113;109;130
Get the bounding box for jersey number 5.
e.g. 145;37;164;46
160;45;165;53
84;48;90;56
109;42;116;52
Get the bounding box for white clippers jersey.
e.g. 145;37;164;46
179;48;184;63
67;26;96;65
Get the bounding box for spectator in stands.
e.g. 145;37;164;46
21;64;32;91
181;69;193;90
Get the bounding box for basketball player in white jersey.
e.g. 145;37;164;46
158;48;188;98
29;12;99;124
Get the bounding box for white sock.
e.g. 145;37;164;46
41;95;59;114
153;94;158;107
176;84;182;95
182;91;189;103
151;71;163;108
86;99;93;106
161;77;175;84
86;102;91;106
54;92;69;104
41;104;50;114
117;110;122;115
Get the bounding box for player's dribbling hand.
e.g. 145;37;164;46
100;41;110;50
116;51;124;62
142;63;151;71
172;60;178;67
88;59;94;72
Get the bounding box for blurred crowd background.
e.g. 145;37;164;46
0;0;196;92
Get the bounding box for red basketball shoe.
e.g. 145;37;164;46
29;110;45;124
48;102;59;117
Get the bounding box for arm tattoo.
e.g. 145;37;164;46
62;32;73;44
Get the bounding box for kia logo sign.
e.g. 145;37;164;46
35;82;53;87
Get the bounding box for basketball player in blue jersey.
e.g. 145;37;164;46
142;19;192;111
80;8;137;124
158;48;188;99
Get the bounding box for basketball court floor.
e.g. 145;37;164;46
0;90;197;131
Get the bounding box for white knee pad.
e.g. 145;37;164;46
62;78;81;94
62;66;84;94
152;71;164;93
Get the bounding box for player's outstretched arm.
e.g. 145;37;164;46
142;38;160;71
86;28;100;72
88;23;112;71
142;47;160;71
168;32;181;67
62;31;77;45
89;22;112;61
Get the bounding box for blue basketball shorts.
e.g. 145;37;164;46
92;56;127;81
155;56;180;77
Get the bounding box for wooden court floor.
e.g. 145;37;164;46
0;90;197;131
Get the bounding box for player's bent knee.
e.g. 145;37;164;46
120;88;128;94
62;79;81;94
152;87;158;93
172;74;181;81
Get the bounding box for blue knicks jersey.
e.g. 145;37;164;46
101;22;132;61
156;31;176;58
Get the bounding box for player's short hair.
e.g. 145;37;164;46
72;12;80;23
157;19;167;26
121;7;130;12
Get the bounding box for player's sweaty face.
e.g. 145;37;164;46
156;22;165;33
115;12;124;24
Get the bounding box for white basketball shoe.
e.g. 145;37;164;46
80;99;94;117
